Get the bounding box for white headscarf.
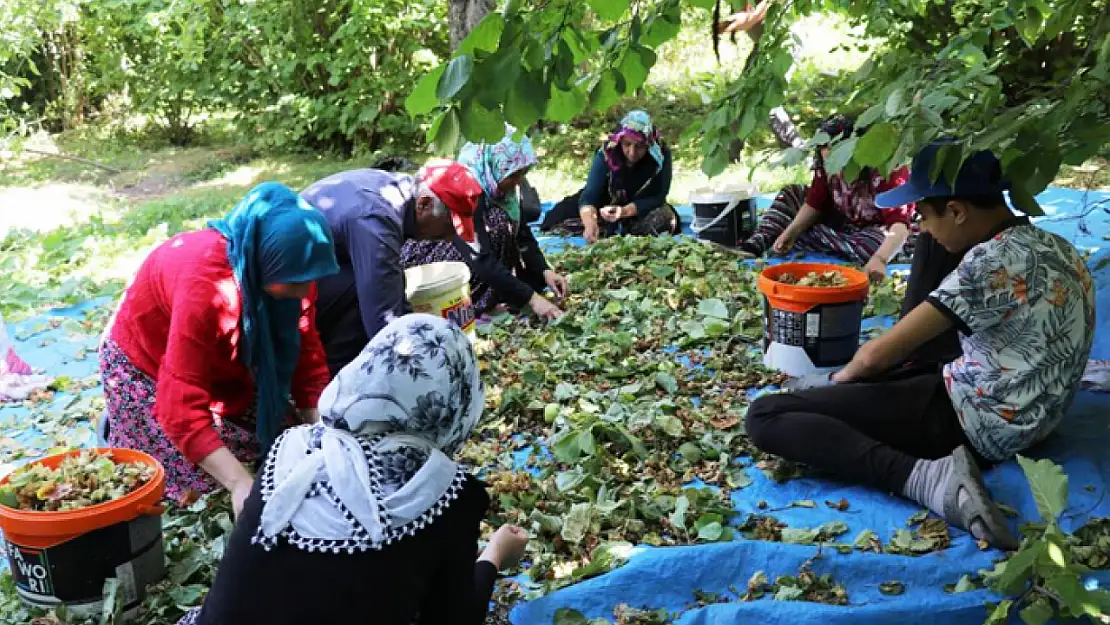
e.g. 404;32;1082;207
253;314;484;553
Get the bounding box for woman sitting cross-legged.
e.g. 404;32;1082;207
541;109;680;243
739;115;915;281
176;314;528;625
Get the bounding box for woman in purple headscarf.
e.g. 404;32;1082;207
541;110;679;244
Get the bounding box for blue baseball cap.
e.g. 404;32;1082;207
875;141;1042;215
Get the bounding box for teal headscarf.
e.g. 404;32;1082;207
208;182;339;454
456;128;538;223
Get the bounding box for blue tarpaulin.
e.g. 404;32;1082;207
512;187;1110;624
1;186;1108;624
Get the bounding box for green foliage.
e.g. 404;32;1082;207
0;0;94;143
980;456;1110;623
1;0;449;152
417;0;1110;199
80;0;222;146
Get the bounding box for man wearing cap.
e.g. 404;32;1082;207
301;161;484;375
745;141;1095;549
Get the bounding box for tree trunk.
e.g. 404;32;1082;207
448;0;495;51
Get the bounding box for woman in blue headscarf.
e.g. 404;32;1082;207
100;182;339;517
402;128;569;321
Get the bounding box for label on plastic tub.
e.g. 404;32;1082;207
412;292;476;336
805;312;820;338
7;514;165;619
10;544;53;597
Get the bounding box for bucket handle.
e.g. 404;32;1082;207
690;196;744;234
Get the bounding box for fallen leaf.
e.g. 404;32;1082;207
879;581;905;595
710;415;739;429
781;528;820;545
945;574;983;594
825;498;849;512
773;585;804;601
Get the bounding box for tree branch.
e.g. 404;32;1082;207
20;148;124;173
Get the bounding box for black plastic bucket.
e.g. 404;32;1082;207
756;262;871;376
761;298;866;368
690;190;757;247
5;513;166;621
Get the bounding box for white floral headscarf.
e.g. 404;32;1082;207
253;314;484;553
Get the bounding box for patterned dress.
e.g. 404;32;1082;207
99;338;262;504
743;166;915;263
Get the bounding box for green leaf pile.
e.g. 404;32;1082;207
468;237;788;590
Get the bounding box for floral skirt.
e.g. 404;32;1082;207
98;337;260;504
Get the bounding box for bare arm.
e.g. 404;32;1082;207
198;447;253;492
833;302;954;383
871;223;910;264
787;202;823;236
717;0;773;33
199;446;254;517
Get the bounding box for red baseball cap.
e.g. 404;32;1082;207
419;159;484;243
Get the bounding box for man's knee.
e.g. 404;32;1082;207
745;393;787;450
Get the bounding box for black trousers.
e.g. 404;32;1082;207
746;368;973;492
745;231;973;492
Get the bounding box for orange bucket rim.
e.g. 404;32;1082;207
0;447;165;526
757;262;870;303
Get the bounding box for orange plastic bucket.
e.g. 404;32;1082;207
757;262;869;313
0;448;167;619
0;447;165;549
757;262;870;375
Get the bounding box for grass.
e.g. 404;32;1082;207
0;127;370;321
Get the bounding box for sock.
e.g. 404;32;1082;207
903;456;987;539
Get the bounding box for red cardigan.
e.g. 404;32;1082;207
110;229;330;463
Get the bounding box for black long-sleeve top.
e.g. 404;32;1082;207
579;146;673;217
192;475;497;625
449;196;549;308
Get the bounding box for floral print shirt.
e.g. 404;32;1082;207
928;220;1095;462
